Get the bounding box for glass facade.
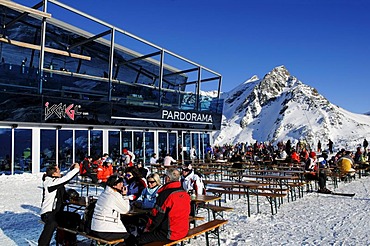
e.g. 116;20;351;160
0;1;222;174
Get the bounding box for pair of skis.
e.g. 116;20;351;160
319;192;355;197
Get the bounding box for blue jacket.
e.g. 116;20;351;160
136;185;160;209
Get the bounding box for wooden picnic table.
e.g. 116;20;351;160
191;194;221;204
205;180;281;216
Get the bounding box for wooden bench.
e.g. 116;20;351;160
198;203;233;220
56;226;124;246
207;188;287;216
143;219;228;246
188;215;205;227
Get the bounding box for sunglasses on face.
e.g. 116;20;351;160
148;180;156;184
125;173;132;178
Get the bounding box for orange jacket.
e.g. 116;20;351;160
97;164;113;182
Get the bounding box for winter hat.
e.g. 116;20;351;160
106;174;124;188
309;152;316;158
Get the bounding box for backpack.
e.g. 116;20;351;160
79;199;97;235
55;211;81;246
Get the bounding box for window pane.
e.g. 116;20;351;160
134;131;143;159
122;131;132;152
90;130;102;159
40;129;56;171
75;130;88;162
144;132;154;163
0;129;12;175
169;133;177;159
158;132;167;159
59;130;73;171
109;131;120;163
14;129;32;173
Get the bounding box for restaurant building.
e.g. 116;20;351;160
0;0;223;174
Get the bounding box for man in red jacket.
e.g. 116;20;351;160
137;168;190;245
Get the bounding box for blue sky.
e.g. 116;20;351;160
17;0;370;113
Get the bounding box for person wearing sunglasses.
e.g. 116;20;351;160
134;173;162;209
136;168;190;245
124;166;147;202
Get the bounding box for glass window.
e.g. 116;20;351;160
158;132;167;159
144;132;154;163
75;130;88;162
183;132;191;161
14;129;32;174
202;133;211;160
122;131;133;152
58;130;73;171
191;133;200;160
90;130;102;159
169;133;177;159
40;129;56;171
109;131;120;163
134;131;143;160
0;129;12;175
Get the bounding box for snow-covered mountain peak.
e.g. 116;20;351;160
214;66;370;150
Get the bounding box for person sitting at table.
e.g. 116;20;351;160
305;151;331;194
337;150;356;177
91;174;134;245
134;173;162;209
125;166;147;202
150;153;158;164
290;149;301;164
181;164;205;195
97;157;114;185
122;148;136;167
163;153;176;166
80;156;98;183
136;168;190;245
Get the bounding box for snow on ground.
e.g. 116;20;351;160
0;172;369;246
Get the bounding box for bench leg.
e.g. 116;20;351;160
205;227;221;246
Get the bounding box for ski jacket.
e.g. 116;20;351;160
181;170;205;195
91;186;130;233
136;185;161;209
97;164;113;183
122;150;135;166
126;177;147;201
40;168;79;215
337;156;355;173
305;157;317;175
291;152;300;163
80;158;93;175
146;181;190;241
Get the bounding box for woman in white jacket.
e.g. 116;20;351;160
91;175;131;244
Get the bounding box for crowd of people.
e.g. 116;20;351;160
38;147;208;245
38;138;369;245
